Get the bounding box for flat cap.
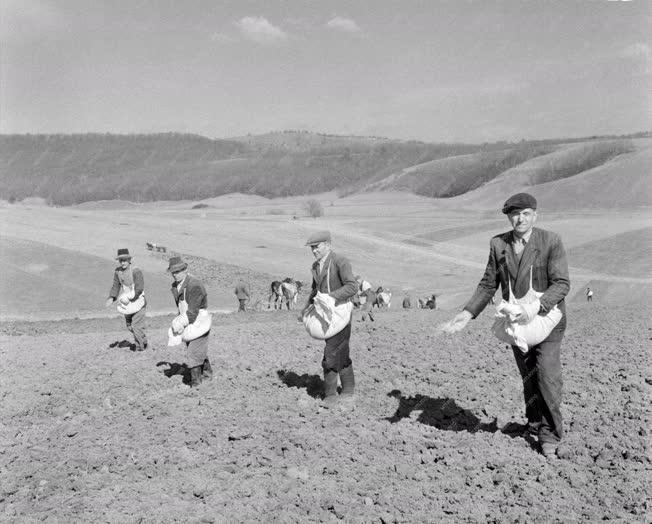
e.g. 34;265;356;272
502;193;537;214
305;230;331;245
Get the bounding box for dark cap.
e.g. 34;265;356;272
115;248;132;260
502;193;537;214
305;230;331;246
167;256;188;273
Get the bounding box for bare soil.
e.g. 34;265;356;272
1;302;649;522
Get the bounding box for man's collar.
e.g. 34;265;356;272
513;229;533;243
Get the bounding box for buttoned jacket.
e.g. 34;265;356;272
307;252;358;306
464;227;570;329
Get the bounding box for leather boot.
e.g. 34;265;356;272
202;358;213;380
339;364;355;396
322;370;339;407
189;366;203;387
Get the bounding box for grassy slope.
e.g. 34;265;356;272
444;139;651;211
365;146;555;197
2;133;643;206
0;237;175;320
567;227;652;277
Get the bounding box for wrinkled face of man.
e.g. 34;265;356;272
119;259;131;269
310;241;331;261
508;208;537;237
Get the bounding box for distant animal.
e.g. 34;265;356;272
419;294;437;309
268;278;303;310
281;279;303;309
146;242;167;253
373;287;392;309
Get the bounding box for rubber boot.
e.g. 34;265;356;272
202;358;213;380
321;370;339;407
189;366;203;387
339;364;355;396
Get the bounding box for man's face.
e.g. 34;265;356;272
119;259;131;269
309;241;331;260
172;269;186;283
508;208;537;236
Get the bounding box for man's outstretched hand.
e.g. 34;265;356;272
439;310;472;334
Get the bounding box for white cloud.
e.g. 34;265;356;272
325;16;361;34
235;16;288;44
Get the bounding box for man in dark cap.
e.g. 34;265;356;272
442;193;570;459
105;248;148;351
168;256;212;387
301;230;359;407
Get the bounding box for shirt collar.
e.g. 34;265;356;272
514;229;533;244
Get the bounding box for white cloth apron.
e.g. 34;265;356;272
116;267;145;315
167;286;212;346
491;266;562;353
303;261;353;340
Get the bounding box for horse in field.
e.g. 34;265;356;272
268;278;303;310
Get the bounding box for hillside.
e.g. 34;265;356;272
0;132;648;206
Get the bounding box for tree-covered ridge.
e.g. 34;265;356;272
0;131;644;205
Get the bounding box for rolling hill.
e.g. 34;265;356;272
0;131;649;208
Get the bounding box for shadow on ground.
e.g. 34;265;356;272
157;361;190;385
386;390;498;433
277;369;324;399
109;339;135;351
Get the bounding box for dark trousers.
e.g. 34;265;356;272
238;299;247;312
322;322;352;372
125;307;147;350
512;329;564;444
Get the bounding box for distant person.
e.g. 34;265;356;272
301;231;358;407
426;294;437;310
105;248;148;351
356;276;372;294
402;294;412;309
168;256;212;387
234;280;250;312
586;287;593;302
359;287;376;322
441;193;570;460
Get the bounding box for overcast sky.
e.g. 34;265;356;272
1;0;650;143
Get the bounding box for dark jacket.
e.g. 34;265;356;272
464;227;570;329
172;275;208;324
109;266;144;301
307;252;358;306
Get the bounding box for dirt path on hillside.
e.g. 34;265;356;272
1;303;649;522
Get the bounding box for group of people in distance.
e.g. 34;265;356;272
107;191;570;459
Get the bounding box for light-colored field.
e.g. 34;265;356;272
1;191;651;320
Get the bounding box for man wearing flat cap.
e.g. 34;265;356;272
105;248;148;351
168;256;212;387
301;230;359;407
442;193;570;459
